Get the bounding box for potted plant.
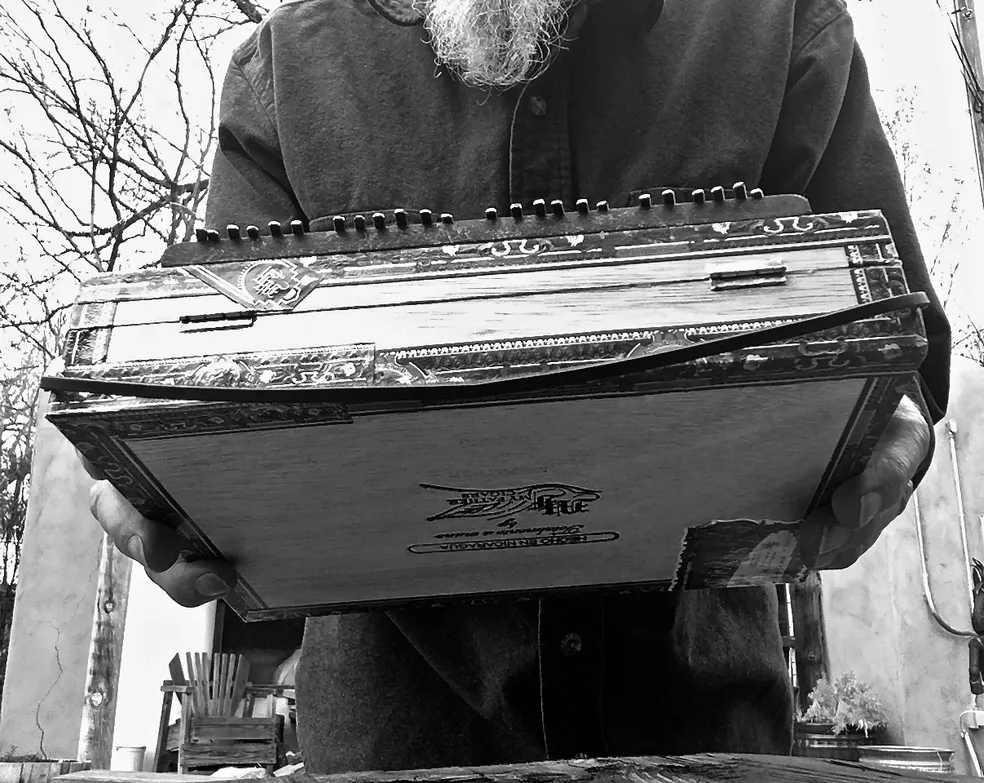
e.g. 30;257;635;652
0;747;91;783
793;671;889;761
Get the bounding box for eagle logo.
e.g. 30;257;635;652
420;483;601;522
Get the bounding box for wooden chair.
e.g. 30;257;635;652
153;653;287;773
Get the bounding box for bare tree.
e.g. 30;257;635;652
0;339;57;704
875;83;982;366
0;0;271;343
0;0;271;706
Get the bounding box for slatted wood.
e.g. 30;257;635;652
180;744;276;767
191;717;280;742
179;714;283;772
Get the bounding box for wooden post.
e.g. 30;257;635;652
788;572;829;712
953;0;984;209
77;534;133;768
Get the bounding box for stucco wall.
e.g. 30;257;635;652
0;393;103;759
823;356;984;776
0;392;217;767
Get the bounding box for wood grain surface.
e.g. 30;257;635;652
125;378;863;611
77;535;132;769
105;265;856;363
55;753;978;783
106;246;847;325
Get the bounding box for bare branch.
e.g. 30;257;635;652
229;0;266;24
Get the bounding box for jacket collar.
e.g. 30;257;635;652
365;0;665;32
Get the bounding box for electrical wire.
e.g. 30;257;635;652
949;420;979;619
967;729;984;778
914;488;976;637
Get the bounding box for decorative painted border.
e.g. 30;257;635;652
56;305;926;397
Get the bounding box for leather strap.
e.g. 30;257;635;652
41;292;929;404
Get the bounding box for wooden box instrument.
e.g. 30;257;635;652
42;187;929;621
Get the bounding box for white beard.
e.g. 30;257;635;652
412;0;573;90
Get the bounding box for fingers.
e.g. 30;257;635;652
89;480;184;572
145;555;238;608
833;394;929;532
89;480;236;606
810;479;914;570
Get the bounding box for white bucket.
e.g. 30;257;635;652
111;745;146;772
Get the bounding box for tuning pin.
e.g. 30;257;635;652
333;216;346;233
551;200;565;217
596;200;610;213
662;190;676;207
268;221;283;237
290;220;305;235
510;203;524;220
419;209;433;226
441;213;454;225
373;213;386;231
206;229;221;242
638;193;652;209
750;188;764;200
484;207;498;221
246;225;260;240
354;215;367;232
692;189;706;205
575;198;590;215
733;182;748;200
226;225;242;240
711;186;726;203
533;199;547;218
195;228;209;242
395;209;408;229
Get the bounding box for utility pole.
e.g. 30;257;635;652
952;0;984;209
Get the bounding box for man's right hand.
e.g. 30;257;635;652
86;462;237;607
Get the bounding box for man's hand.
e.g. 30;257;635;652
805;393;931;570
85;461;237;607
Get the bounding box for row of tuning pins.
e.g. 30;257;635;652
195;182;763;242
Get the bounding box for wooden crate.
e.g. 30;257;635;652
179;715;283;773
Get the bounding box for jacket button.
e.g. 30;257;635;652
560;632;583;656
529;95;547;116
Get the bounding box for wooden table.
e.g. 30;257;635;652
57;754;974;782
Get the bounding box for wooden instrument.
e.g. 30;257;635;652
41;186;929;621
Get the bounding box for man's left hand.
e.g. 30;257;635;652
805;393;931;570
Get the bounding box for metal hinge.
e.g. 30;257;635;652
178;310;258;332
709;260;787;291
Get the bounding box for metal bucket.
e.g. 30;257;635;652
858;745;955;774
792;722;880;761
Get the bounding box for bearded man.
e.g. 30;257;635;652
87;0;949;773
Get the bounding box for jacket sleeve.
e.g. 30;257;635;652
760;9;951;424
204;57;304;230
